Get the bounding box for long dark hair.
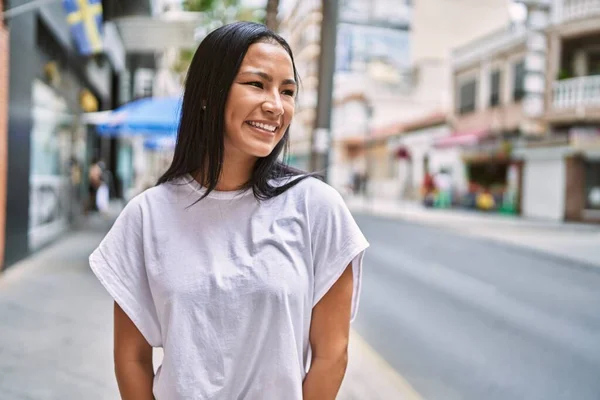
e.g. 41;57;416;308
157;21;320;201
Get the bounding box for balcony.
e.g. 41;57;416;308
553;76;600;108
555;0;600;23
549;76;600;122
452;24;527;70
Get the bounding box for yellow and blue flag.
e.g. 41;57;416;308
62;0;104;55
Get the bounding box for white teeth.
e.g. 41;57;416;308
248;121;277;132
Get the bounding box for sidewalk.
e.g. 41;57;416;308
346;196;600;268
0;212;419;400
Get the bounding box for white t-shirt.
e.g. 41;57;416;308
89;174;369;399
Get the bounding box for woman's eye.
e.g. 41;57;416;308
282;90;295;97
246;81;263;88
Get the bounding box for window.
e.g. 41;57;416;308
458;79;477;114
513;60;526;101
490;70;501;107
585;161;600;210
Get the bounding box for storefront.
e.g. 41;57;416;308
429;128;520;214
514;127;600;223
5;3;112;267
564;127;600;223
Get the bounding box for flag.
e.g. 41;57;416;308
62;0;103;55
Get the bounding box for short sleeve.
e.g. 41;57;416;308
89;196;162;347
310;183;369;321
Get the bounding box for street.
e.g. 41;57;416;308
352;213;600;400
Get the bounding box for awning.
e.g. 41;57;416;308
434;129;488;148
81;110;113;125
144;136;176;151
96;96;182;137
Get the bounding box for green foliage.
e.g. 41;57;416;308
172;49;196;75
172;0;266;79
557;69;571;80
182;0;218;12
183;0;240;12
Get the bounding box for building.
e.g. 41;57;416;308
514;0;600;223
446;19;530;214
277;0;322;172
278;0;415;193
436;0;600;222
345;0;513;202
2;0;153;270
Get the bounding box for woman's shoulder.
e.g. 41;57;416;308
124;178;192;211
282;176;345;208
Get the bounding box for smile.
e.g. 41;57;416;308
246;121;278;133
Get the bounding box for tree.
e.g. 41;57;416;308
265;0;279;31
173;0;266;81
182;0;219;12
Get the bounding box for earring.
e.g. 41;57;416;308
202;105;206;110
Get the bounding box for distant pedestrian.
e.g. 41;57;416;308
422;171;436;207
89;22;368;400
434;169;452;208
87;158;103;212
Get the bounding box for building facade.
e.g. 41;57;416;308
1;0;151;270
442;0;600;222
344;0;513;203
517;0;600;223
279;0;415;194
447;21;529;214
278;0;322;172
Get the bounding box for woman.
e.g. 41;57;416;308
89;21;369;399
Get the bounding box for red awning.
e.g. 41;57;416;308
434;129;488;148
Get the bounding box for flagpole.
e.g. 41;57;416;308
1;0;61;20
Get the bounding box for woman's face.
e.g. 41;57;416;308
223;41;297;161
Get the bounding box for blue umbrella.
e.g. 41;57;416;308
96;96;183;137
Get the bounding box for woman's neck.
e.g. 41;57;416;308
194;154;256;192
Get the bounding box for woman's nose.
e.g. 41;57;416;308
262;93;284;116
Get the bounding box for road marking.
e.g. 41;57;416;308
348;330;424;400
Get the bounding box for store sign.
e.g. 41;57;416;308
28;176;70;251
461;138;512;163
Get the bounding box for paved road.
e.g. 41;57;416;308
352;213;600;400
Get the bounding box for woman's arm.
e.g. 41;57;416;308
303;263;354;400
114;302;155;400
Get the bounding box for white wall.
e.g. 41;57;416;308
522;158;566;221
429;147;468;194
411;0;511;65
398;125;450;186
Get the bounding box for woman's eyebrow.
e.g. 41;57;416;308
239;71;296;86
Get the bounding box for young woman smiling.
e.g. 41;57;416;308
89;21;368;400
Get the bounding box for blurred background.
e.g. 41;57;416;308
1;0;600;399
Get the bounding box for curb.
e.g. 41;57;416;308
346;199;600;234
346;331;423;400
349;205;600;269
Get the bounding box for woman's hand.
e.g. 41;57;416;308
303;264;353;400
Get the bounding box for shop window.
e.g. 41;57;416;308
513;60;526;101
458;79;477;114
490;70;501;107
585;161;600;210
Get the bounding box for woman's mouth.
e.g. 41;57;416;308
246;121;278;135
